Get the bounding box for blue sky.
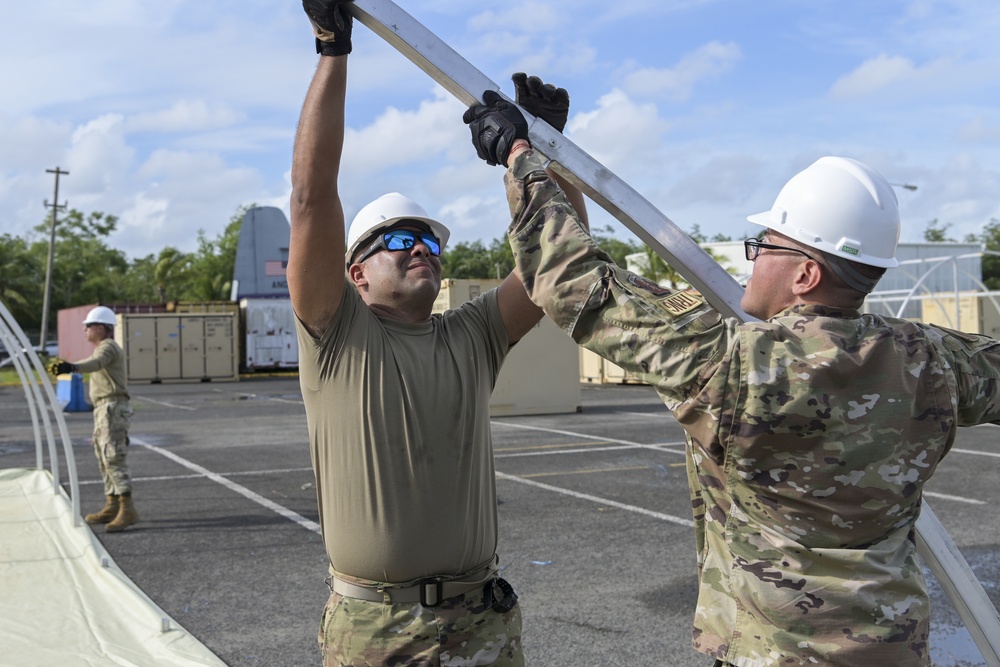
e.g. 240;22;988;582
3;0;1000;261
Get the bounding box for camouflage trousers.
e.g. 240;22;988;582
319;580;524;667
92;399;133;496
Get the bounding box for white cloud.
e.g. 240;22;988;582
125;101;245;134
623;42;742;102
119;194;170;246
0;114;73;173
343;89;467;174
829;54;939;99
65;115;135;195
955;116;1000;144
567;89;669;173
666;155;765;207
438;194;506;235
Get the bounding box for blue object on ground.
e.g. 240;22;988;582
56;373;91;412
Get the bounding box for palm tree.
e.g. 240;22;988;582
153;247;188;303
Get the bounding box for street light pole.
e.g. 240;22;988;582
40;166;69;356
890;182;918;192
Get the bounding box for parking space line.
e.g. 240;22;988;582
133;439;321;534
520;465;651;479
496;471;694;527
496;441;612;453
77;466;315;486
951;447;1000;460
924;491;986;505
132;396;196;411
497;444;677;459
492;420;686;454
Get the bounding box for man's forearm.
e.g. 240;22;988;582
291;55;347;209
504;149;610;338
504;140;588;232
288;52;349;337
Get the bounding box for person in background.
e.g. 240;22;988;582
48;305;137;533
289;1;586;664
463;95;1000;666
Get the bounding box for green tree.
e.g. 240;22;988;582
28;210;130;327
639;246;685;288
121;254;159;303
440;240;499;279
627;225;733;288
182;205;246;301
590;225;643;267
153;247;190;303
437;230;518;280
923;219;955;243
689;223;733;244
964;218;1000;290
0;234;42;327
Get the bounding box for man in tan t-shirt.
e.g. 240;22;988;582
49;305;136;532
290;2;586;665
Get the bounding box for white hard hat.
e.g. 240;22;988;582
747;156;900;269
345;193;450;266
83;306;117;327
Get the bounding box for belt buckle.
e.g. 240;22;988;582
419;579;443;607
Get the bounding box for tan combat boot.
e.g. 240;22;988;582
106;494;138;532
85;495;120;524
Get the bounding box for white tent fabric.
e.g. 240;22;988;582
0;468;227;667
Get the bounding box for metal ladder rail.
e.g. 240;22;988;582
345;0;1000;662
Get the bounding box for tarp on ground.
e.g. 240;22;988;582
0;468;227;667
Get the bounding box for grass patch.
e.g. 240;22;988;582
0;367;54;387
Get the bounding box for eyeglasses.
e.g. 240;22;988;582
357;228;441;263
744;237;818;263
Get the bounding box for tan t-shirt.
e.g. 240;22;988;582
74;338;129;404
295;286;508;584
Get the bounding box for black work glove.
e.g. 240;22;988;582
512;73;569;133
47;359;75;376
303;0;354;57
463;90;529;167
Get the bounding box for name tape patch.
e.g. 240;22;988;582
660;291;703;317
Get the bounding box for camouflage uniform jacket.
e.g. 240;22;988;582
503;150;1000;666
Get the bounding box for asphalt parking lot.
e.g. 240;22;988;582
2;377;999;667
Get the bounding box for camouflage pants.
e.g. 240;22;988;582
319;580;524;667
92;400;133;496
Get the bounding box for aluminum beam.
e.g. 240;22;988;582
346;0;1000;662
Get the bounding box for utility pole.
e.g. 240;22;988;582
40;166;69;355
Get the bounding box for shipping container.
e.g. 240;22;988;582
114;313;239;383
240;298;298;371
578;347;645;385
434;279;580;416
57;303;166;363
921;292;1000;337
168;301;240;316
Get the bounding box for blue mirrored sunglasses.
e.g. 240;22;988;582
357;228;441;263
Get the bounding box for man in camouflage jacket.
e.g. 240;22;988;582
464;97;1000;666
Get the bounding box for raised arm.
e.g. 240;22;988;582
467;75;590;343
288;1;353;338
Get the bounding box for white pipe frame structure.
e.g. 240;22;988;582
864;251;1000;331
345;0;1000;662
0;300;81;525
